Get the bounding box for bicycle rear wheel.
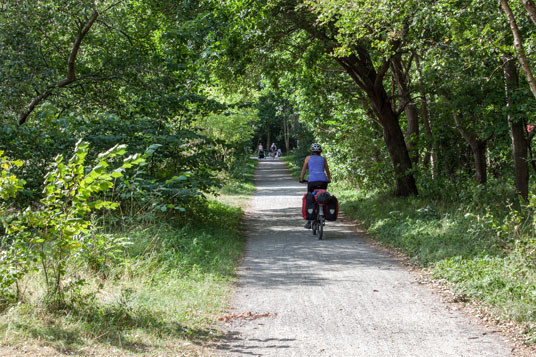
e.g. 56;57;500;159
318;216;324;240
312;220;318;235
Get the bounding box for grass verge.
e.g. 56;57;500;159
0;158;258;356
331;183;536;345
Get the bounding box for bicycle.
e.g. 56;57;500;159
300;181;330;240
311;199;326;240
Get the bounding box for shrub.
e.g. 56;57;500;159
0;141;143;307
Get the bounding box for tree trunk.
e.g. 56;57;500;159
420;94;433;168
414;53;437;176
452;111;488;184
335;52;418;196
378;99;418;195
391;55;419;164
522;0;536;25
501;0;536;100
503;55;529;200
472;140;487;185
283;117;290;153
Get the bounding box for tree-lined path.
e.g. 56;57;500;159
217;159;511;356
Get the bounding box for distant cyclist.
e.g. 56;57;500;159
299;143;331;229
270;142;277;156
258;143;264;159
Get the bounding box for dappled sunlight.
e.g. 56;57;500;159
219;160;512;357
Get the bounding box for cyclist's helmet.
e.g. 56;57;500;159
310;143;322;153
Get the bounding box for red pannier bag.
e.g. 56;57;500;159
324;195;339;221
302;192;316;220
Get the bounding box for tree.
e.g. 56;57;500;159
17;7;99;124
215;0;418;195
503;55;529;199
501;0;536;99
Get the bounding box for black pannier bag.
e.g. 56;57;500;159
324;195;339;221
302;192;317;220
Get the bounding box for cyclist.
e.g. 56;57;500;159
270;142;277;157
299;143;331;229
258;143;264;159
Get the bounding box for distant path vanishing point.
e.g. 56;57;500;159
217;158;512;356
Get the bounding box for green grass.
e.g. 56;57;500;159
282;153;304;179
0;160;258;355
330;181;536;343
214;156;257;209
220;155;258;196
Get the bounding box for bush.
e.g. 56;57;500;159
0;141;143;306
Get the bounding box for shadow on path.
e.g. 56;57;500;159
216;158;512;357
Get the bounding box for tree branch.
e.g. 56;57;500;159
97;18;134;46
452;110;475;144
334;57;367;91
103;0;128;13
18;9;99;125
404;52;415;83
500;0;536;99
375;59;391;89
68;9;99;80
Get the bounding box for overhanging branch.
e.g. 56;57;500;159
18;9;99;125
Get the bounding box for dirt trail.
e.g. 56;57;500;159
216;159;512;356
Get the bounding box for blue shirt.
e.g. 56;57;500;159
308;155;328;182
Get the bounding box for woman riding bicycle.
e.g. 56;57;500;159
299;143;331;229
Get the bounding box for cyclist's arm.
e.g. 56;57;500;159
300;156;310;182
324;158;331;182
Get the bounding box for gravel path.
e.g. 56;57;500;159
217;158;512;356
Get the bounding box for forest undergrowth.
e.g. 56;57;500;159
0;155;257;356
285;154;536;345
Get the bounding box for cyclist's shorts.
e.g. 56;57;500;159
307;181;328;192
